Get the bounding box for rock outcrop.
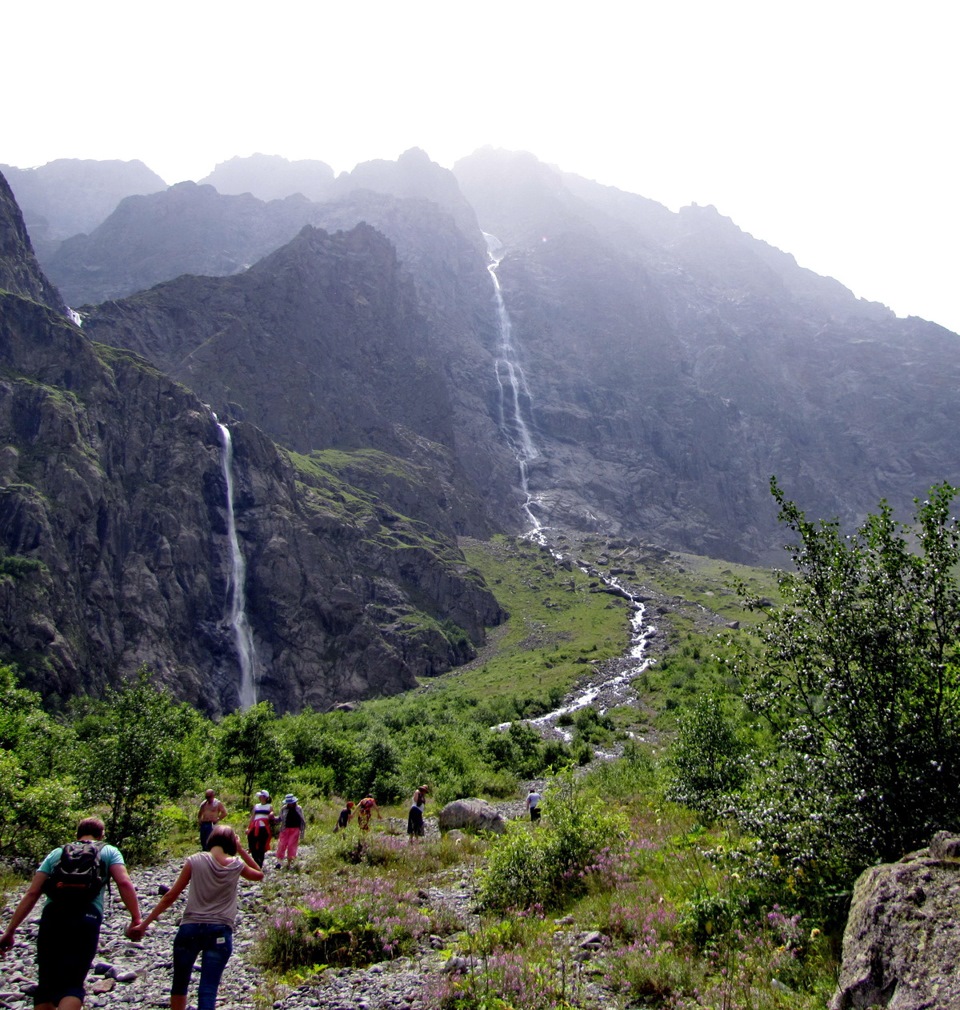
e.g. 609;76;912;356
438;799;506;835
829;832;960;1009
0;172;67;315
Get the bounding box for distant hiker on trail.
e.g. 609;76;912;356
0;816;142;1009
198;789;227;850
276;795;306;869
526;788;542;823
126;825;262;1010
246;790;274;868
356;795;381;832
407;784;429;839
334;800;354;832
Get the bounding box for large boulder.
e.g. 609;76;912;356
829;832;960;1009
438;798;506;835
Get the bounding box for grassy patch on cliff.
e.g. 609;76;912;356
448;536;632;706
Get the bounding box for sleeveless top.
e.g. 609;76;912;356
181;851;244;926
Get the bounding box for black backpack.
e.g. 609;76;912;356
42;841;108;904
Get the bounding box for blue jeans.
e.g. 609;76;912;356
172;922;233;1010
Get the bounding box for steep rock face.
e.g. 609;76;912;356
0;171;68;315
454;149;960;562
20;149;960;562
0;158;166;255
0;286;504;713
332;147;481;241
82;220;517;536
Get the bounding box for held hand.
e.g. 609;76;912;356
0;930;13;954
125;922;147;941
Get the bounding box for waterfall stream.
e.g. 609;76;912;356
215;417;258;710
485;233;545;542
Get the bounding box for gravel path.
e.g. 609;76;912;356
0;804;538;1010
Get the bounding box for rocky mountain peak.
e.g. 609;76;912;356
199;153;335;202
0;170;68;315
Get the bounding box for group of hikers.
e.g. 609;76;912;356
0;787;305;1010
334;784;430;838
0;783;543;1009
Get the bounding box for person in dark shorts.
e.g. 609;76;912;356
198;789;227;850
0;816;142;1009
334;800;354;832
526;788;542;823
407;785;429;839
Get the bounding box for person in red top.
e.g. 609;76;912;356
356;795;381;832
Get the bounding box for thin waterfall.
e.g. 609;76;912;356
214;416;258;710
484;232;544;540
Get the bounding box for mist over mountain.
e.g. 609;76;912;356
1;147;959;711
63;147;960;560
0;158;166;257
43;182;333;305
199;153;336;202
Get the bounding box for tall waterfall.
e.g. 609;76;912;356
215;417;258;710
485;233;544;540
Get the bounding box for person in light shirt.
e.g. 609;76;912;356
127;825;262;1010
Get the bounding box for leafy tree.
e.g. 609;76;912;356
77;667;201;860
0;665;81;860
666;694;747;820
478;767;626;910
217;701;290;804
737;480;960;878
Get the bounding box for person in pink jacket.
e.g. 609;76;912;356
276;794;306;869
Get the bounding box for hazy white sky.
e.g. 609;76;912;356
5;0;958;332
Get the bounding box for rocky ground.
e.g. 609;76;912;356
0;797;616;1010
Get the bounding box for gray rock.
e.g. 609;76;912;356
437;798;506;835
830;835;960;1009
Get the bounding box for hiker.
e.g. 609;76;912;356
526;787;542;823
0;816;141;1009
275;794;306;868
245;790;274;868
334;800;354;832
356;794;380;832
197;789;227;850
126;825;262;1010
407;784;429;839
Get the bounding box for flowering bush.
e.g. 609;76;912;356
257;874;440;969
430;910;587;1010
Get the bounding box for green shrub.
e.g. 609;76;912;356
666;694;747;820
477;769;626;911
